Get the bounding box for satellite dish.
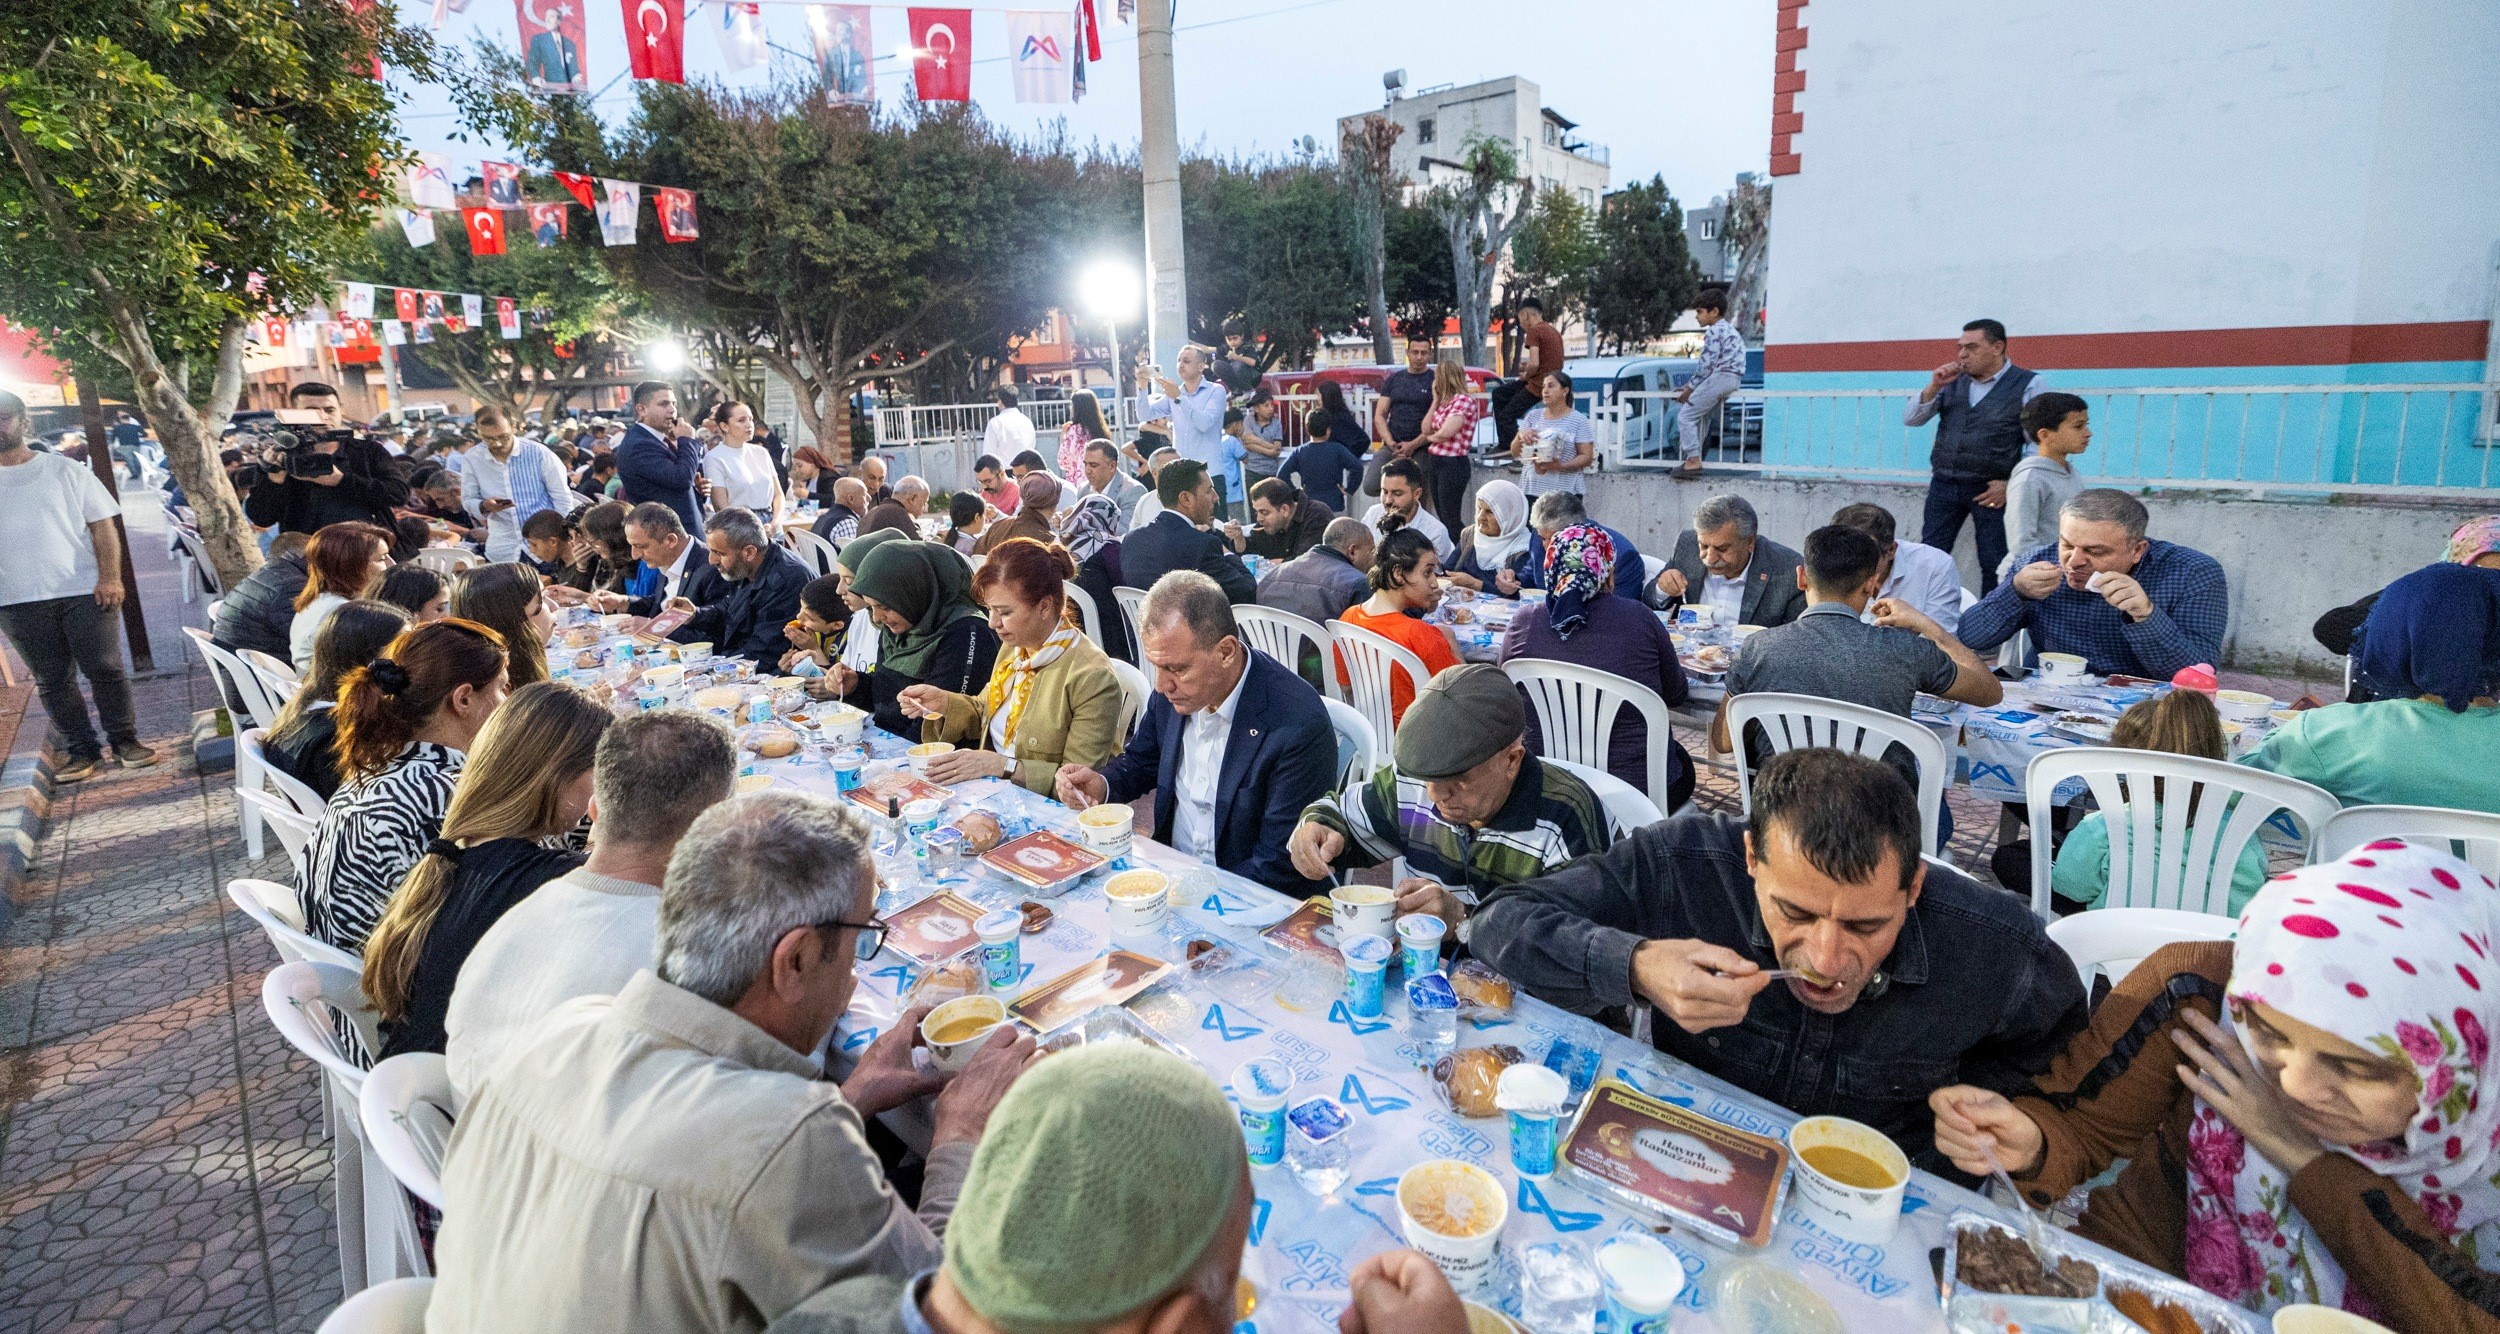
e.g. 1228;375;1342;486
1300;135;1318;155
1383;68;1406;93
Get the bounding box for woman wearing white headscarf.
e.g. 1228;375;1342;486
1446;478;1532;593
1931;842;2500;1327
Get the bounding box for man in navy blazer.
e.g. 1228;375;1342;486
613;380;706;534
1055;571;1337;894
1118;458;1257;605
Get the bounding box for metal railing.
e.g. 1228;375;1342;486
868;391;1353;472
1604;384;2498;495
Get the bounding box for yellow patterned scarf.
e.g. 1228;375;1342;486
979;626;1082;757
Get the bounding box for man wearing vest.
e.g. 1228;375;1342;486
1904;319;2049;593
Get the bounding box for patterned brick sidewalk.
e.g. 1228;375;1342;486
0;506;338;1334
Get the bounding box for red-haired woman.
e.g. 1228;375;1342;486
288;521;394;669
894;537;1125;794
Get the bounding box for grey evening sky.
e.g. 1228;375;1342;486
397;0;1774;208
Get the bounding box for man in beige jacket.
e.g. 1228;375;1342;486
426;790;1036;1334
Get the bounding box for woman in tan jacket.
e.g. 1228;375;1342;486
897;536;1126;794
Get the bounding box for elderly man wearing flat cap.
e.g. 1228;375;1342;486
1287;663;1613;945
765;1044;1472;1334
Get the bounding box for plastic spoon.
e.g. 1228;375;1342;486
1977;1139;2060;1281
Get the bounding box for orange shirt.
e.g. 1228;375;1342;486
1334;603;1461;725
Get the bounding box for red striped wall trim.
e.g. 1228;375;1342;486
1770;1;1806;175
1765;321;2492;373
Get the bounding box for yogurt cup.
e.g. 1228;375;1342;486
641;663;687;692
903;798;946;841
974;909;1023;990
1076;802;1134;852
1396;913;1446;978
1396;1159;1507;1295
1104;869;1171;934
907;742;955;774
1595;1234;1686;1334
1787;1114;1911;1246
2038;651;2088;679
1233;1058;1294;1168
1494;1063;1570;1179
812;705;866;747
1339;932;1392;1018
2214;688;2274;723
1329;884;1396;941
919;995;1006;1072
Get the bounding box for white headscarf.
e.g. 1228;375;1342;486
1468;479;1532;574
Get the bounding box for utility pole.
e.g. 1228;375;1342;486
1136;0;1188;372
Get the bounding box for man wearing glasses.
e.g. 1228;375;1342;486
430;788;1037;1333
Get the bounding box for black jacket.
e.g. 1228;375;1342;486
1242;498;1333;562
672;544;811;664
212;550;309;661
242;435;409;534
1470;813;2087;1172
863;616;1001;740
1120;511;1257;604
376;838;582;1062
264;707;344;801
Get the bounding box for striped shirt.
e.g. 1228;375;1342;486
1300;753;1610;917
302;742;466;954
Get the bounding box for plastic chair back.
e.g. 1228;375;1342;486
315;1278;434;1334
241;727;328;818
787;527;842;579
1107;658;1150;744
174;525;222;597
237;789;320;883
1235;605;1341;702
2024;747;2339;919
2318;803;2500;877
2045;907;2237;994
1543;756;1664;839
360;1053;456;1211
232;880;359;969
1639;554;1666;591
406;547;480;576
239;649;304;706
1061;580;1105;650
187;626;282;731
1322;697;1377;792
1327;619;1432;750
1725;692;1951;855
1504;658;1679;817
1110;586;1151;669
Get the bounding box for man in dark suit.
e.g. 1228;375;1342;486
1055;572;1337;894
1118;459;1256;604
665;508;810;664
1644;493;1807;628
613;380;706;534
595;502;726;618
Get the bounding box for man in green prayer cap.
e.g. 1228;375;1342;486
766;1043;1472;1334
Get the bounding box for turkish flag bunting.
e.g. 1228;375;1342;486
393;288;420;322
497;296;523;340
624;0;686;82
554;171;599;209
909;8;972;101
656;188;699;243
463;207;506;256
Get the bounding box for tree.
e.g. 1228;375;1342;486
1338;114;1404;364
1720;174;1772;341
0;1;431;588
1587;175;1701;354
1180;156;1364;370
1382;199;1454;351
1507;189;1600;350
1422;135;1534;367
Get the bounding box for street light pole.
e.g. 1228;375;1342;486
1136;0;1188;373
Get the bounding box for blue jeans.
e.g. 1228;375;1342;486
0;595;137;761
1922;473;2008;594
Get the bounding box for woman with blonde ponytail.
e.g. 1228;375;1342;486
364;681;610;1060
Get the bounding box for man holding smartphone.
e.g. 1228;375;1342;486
243;382;407;535
458;404;574;562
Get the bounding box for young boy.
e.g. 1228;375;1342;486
1282;409;1363;514
2001;391;2091;580
520;508;573;580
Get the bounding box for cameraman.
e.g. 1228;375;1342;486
243;382;408;536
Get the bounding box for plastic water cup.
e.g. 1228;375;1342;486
1407;972;1458;1063
1285;1097;1354;1196
1396;913;1446;978
1495;1063;1570;1180
1233;1059;1294;1168
1340;933;1392;1018
974;909;1021;991
1518;1241;1601;1334
1595;1234;1685;1334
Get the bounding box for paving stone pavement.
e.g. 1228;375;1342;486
0;500;338;1334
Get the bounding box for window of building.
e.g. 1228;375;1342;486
1417;116;1435;145
1543;122;1559;146
1578;187;1595;208
1540;176;1560;196
1700;218;1718;240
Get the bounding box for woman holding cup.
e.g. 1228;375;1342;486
894;537;1123;794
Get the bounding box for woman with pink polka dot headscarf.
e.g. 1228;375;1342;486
1928;841;2500;1326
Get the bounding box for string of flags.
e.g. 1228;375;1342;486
498;1;1106;107
248;284;553;356
399;152;698;252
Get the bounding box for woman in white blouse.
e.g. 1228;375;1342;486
698;400;785;524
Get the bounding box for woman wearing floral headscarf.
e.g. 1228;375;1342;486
1931;842;2500;1326
2312;514;2500;694
1055;490;1130;664
1496;524;1692;809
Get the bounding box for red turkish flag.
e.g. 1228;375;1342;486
553;172;599;209
393;288;420;322
656;188;699;243
463;207;506;256
624;0;685;82
909;8;972;101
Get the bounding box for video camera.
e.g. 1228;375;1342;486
254;427;356;479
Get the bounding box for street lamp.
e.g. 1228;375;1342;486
1079;260;1140;394
645;338;687;374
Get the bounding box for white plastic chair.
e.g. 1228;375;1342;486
787;527;843;579
239;648;303;701
1110;586;1151;670
1235;605;1342;702
1640;554;1666;591
236;727;326;863
173;526;221;600
237;789;320;883
407;546;481;577
186;626;282;732
1107;658;1150;744
1544;756;1665;838
228;878;358;969
2046;908;2238;995
1725;692;1952;856
262;961;421;1291
1505;658;1682;817
2318;804;2500;877
1061;580;1106;651
360;1053;456;1211
2023;748;2339;919
316;1278;433;1334
244;728;328;818
1328;619;1433;751
1958;586;1979;612
1322;697;1377;791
